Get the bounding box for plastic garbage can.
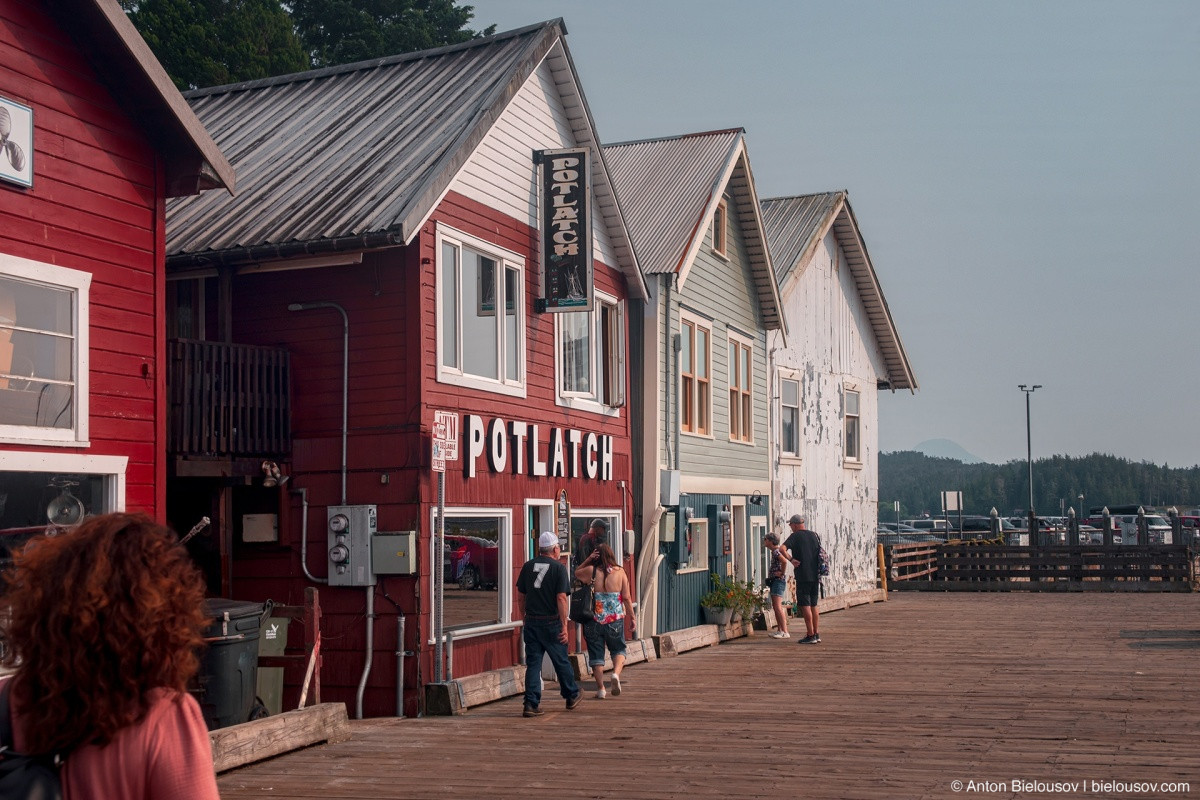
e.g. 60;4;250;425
194;598;263;730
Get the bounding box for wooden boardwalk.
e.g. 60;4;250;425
218;593;1200;799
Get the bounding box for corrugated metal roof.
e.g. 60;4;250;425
166;21;559;261
603;130;783;331
761;193;918;391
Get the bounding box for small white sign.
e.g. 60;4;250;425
431;439;446;473
433;410;459;461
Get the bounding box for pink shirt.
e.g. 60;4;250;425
6;680;220;800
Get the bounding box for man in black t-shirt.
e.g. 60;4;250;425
516;532;582;716
573;518;609;570
782;514;822;644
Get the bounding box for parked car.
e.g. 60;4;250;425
446;535;499;589
1078;524;1103;544
879;522;921;533
902;519;950;532
1113;514;1173;544
949;516;1016;536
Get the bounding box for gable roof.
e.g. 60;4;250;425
164;19;645;298
48;0;234;196
603;129;784;331
761;192;917;391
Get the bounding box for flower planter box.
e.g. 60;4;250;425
702;606;734;626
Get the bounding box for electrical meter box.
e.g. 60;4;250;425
327;505;377;586
372;531;417;575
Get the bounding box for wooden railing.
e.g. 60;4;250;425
168;339;290;458
884;542;1195;592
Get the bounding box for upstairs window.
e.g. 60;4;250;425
780;375;800;457
728;335;753;443
0;254;90;445
844;387;861;462
437;226;525;396
680;313;711;436
711;199;728;257
558;292;625;412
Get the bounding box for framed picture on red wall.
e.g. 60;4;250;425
0;96;32;189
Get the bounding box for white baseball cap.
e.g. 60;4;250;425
538;531;558;549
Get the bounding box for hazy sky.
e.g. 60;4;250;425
469;1;1200;467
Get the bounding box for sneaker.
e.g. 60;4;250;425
798;634;820;644
565;693;583;710
523;704;544;717
769;631;790;639
595;688;607;700
611;675;622;696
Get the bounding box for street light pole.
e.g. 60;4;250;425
1018;384;1042;544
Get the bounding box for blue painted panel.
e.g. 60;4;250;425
655;493;732;633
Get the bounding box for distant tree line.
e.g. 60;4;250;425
880;451;1200;522
121;0;495;90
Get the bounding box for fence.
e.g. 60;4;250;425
883;542;1195;592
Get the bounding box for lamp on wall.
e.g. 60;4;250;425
261;460;288;488
749;491;763;506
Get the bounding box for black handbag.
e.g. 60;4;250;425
0;683;63;800
568;567;596;624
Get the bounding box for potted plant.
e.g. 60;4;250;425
700;573;761;626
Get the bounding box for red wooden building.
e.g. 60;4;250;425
165;21;646;717
0;0;232;541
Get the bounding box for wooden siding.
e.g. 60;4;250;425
450;57;619;272
771;229;884;600
670;197;769;484
0;1;164;515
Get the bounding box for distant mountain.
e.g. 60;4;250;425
914;439;985;464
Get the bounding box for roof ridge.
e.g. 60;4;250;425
603;127;745;150
761;190;847;203
184;18;563;99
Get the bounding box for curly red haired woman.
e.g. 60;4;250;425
1;513;219;799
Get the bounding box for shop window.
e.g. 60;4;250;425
844;386;861;463
0;455;126;564
684;518;709;572
680;312;711;436
557;291;624;412
429;510;511;634
436;225;525;396
0;254;90;445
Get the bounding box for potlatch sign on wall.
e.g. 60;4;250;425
536;147;591;312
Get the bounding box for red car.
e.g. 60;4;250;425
447;535;498;590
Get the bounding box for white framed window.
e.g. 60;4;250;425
779;373;801;459
844;385;861;463
436;225;525;397
711;198;728;257
683;517;709;572
0;253;91;446
679;310;711;437
727;332;753;443
427;507;513;638
0;453;127;534
555;290;625;414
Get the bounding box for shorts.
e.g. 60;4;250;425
584;618;627;667
767;577;787;598
794;580;820;607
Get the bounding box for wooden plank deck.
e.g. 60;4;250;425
218;593;1200;799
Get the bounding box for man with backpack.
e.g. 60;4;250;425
783;514;823;644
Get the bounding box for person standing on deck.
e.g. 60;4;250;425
516;532;583;716
764;532;792;638
783;514;822;644
574;518;609;569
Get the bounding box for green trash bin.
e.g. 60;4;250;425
194;598;264;730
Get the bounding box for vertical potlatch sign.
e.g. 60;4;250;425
536;147;591;312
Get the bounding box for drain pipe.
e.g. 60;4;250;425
287;301;348;504
356;585;374;719
396;616;405;717
291;487;327;584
